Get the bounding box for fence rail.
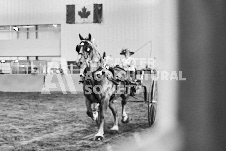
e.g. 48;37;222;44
0;63;80;74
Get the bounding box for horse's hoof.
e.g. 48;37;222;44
94;136;104;141
121;115;129;123
110;125;119;132
110;129;119;134
110;127;118;131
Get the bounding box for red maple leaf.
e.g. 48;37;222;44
78;7;90;18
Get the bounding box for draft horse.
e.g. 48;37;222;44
76;33;132;140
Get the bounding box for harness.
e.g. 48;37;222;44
78;40;106;98
78;40;133;97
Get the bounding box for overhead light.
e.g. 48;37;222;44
13;26;19;31
21;25;35;28
53;24;57;28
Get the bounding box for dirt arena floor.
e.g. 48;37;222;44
0;92;153;151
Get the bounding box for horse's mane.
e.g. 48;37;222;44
90;43;104;65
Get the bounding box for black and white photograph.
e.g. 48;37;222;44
0;0;226;151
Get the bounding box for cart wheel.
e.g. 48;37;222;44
148;81;157;127
143;86;147;102
148;103;157;126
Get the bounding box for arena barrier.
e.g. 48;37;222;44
0;74;153;94
42;74;83;94
0;74;45;92
0;74;83;93
0;74;153;93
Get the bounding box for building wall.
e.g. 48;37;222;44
61;0;153;61
0;39;60;56
0;0;153;62
0;0;63;25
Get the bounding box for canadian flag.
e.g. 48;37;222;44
66;4;103;24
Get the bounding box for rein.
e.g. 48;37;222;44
78;40;105;77
82;45;105;100
84;42;103;71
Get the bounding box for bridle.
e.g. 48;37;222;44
76;40;104;72
76;39;107;98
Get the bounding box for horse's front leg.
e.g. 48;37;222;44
109;100;119;132
94;97;108;141
121;95;130;123
85;98;94;120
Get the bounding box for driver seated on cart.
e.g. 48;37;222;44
102;48;136;84
119;48;136;83
118;48;137;96
101;48;137;96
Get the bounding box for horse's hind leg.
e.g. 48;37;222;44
109;100;119;131
121;95;129;123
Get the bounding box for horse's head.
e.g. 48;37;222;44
75;33;104;72
76;33;93;67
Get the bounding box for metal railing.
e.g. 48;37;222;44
0;63;156;75
0;63;80;75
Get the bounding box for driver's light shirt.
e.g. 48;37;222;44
121;57;135;72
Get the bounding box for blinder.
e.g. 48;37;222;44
76;45;82;54
76;38;103;72
76;41;93;55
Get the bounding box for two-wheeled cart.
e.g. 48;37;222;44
94;68;158;127
128;69;158;126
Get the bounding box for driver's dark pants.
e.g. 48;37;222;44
126;71;135;81
126;70;136;96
